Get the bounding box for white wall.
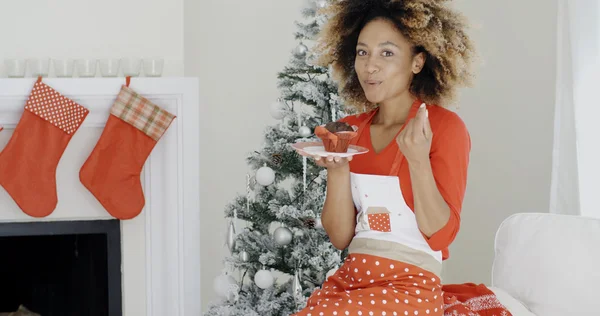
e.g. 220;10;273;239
442;0;557;284
0;0;184;77
184;0;308;310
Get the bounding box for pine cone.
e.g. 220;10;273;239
303;218;316;228
271;153;283;166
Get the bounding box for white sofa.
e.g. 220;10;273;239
486;213;600;316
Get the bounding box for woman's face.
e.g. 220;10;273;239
354;18;424;104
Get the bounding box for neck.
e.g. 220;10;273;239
374;92;417;126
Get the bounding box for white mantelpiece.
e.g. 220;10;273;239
0;78;201;315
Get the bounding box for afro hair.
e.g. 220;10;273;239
314;0;477;112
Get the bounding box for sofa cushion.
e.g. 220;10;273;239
492;213;600;316
488;286;536;316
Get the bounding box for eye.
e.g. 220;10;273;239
382;51;394;57
356;49;367;56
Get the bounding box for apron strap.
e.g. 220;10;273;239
349;100;423;176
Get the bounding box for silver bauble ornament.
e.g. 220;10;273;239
226;220;236;253
294;43;308;58
256;165;275;186
254;269;274;289
270;99;286;119
298;125;311;137
291;269;303;301
273;226;293;246
239;250;250;262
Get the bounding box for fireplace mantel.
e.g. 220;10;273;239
0;77;201;315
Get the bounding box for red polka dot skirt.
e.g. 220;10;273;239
293;253;443;316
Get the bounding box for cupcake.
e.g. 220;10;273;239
314;121;358;153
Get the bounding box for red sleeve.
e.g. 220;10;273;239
423;111;471;251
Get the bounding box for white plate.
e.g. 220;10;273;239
291;141;369;158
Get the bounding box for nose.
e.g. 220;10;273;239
365;56;379;74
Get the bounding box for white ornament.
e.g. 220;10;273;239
273;226;293;246
326;266;338;279
298;125;311;137
270;99;287;120
294;43;308;58
213;273;237;300
256;164;275;186
254;269;274;289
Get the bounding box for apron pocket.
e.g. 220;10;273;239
367;213;391;232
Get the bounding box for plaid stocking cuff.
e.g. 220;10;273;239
110;85;176;141
24;81;89;134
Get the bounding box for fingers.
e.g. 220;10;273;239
423;112;432;140
312;155;352;168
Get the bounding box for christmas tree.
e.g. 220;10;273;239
204;0;356;315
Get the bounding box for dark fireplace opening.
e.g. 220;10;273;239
0;220;122;316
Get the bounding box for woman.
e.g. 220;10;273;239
294;0;476;315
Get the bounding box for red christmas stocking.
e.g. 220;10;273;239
79;85;176;220
0;79;89;217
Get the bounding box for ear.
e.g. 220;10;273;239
412;52;426;74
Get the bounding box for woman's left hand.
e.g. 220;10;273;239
396;103;432;167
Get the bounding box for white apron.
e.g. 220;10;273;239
344;105;443;275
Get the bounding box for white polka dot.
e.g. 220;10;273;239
423;280;427;284
370;280;374;283
404;312;408;316
355;268;358;272
366;270;371;275
418;299;422;303
434;308;437;312
426;310;429;314
416;290;420;294
371;300;375;305
404;299;409;304
390;264;395;269
333;312;337;315
358;301;362;305
382;300;387;304
431;278;436;282
382;312;386;316
419;273;423;276
375;261;380;266
395;298;399;303
405;268;409;272
382;289;387;294
369;312;374;316
345;312;349;316
363;259;367;263
414;311;418;315
358;312;362;316
381;273;385;277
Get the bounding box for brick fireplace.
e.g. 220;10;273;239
0;78;201;315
